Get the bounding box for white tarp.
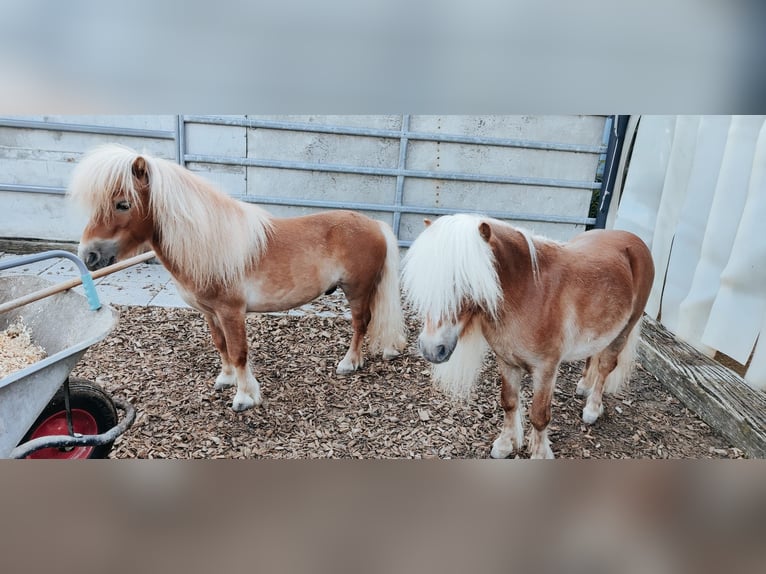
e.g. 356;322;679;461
614;115;766;389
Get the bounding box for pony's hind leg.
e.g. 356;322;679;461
336;290;372;375
581;351;618;424
527;363;558;459
215;306;262;411
204;314;235;390
490;362;525;459
582;321;640;425
575;357;597;397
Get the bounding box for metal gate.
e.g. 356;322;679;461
0;115;614;246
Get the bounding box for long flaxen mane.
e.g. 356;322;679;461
68;144;273;289
402;213;503;323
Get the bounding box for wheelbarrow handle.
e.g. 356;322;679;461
0;251;156;315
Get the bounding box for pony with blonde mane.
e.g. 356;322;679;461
402;214;654;458
69;144;406;411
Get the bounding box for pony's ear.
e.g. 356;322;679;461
478;221;492;242
423;218;432;228
131;156;149;186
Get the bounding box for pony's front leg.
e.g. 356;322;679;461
204;314;235;390
527;364;558;459
490;362;525;459
216;307;262;411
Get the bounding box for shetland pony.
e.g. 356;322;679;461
69;144;407;411
401;214;654;459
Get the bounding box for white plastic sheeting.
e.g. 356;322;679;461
613;115;766;389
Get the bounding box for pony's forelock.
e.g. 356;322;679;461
402;213;503;323
68;144;144;222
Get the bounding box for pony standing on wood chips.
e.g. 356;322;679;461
69;144;406;411
402;214;654;459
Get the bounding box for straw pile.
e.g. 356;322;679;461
0;318;46;379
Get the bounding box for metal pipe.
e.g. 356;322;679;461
238;194;595;225
183;115;607;154
176;115;186;166
392;115;410;236
10;396;136;459
184;153;601;190
0;183;66;195
0;118;175;140
594;115;630;229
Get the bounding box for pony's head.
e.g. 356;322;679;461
68;144;155;270
402;214;502;364
69;144;272;288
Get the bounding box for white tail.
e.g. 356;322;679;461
367;221;407;356
432;318;489;401
604;317;642;395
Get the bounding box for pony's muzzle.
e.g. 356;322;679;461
418;337;456;364
78;240;118;271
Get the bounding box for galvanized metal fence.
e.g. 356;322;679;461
0;115;613;246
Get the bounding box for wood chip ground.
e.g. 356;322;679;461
71;299;743;459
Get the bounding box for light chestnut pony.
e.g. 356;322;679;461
69;144;406;411
402;214;654;459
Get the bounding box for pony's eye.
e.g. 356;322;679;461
115;200;131;212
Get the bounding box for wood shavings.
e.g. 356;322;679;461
0;318;46;379
70;299;742;459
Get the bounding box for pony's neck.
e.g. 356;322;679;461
495;226;545;306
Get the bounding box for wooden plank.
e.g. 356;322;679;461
0;239;77;255
638;315;766;458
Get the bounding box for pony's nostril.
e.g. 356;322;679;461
436;344;446;358
85;251;99;268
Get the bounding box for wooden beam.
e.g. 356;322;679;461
638;315;766;458
0;238;77;255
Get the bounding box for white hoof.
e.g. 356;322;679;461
336;356;363;375
528;430;554;459
214;371;236;390
530;447;555;460
575;377;592;397
582;403;603;425
490;440;514;459
231;391;261;412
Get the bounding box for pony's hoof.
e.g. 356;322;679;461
582;403;603;425
231;391;261;412
530;448;555;460
490;435;522;459
490;444;513;459
214;372;236;390
336;358;362;375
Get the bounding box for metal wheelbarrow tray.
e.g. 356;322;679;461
0;253;136;459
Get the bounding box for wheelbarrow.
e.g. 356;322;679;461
0;250;152;459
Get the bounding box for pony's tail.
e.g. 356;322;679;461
604;317;642;395
367;221;407;357
432;318;489;401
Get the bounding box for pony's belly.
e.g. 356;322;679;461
244;282;327;313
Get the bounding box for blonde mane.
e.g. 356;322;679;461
402;213;503;322
68;144;273;288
